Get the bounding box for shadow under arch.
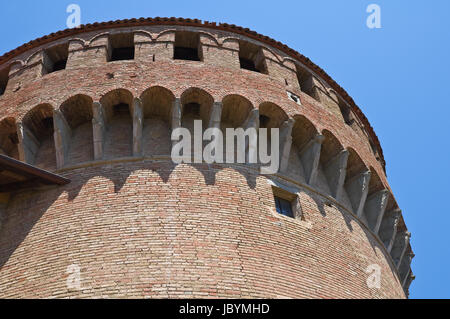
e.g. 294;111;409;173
220;95;254;170
286;114;318;184
180;87;214;124
221;94;253;128
258;101;289;129
179;87;217;184
0;185;66;270
59;94;94;164
0;117;19;160
22;103;56;171
100;88;134;159
317;129;345;196
140;86;175;157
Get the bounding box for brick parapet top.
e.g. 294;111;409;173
0;17;385;169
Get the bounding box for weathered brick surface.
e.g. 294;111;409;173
0;162;405;299
0;23;410;299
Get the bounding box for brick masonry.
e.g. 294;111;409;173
0;21;413;299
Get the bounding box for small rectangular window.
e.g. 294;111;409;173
174;31;201;61
109;33;135;62
44;43;69;74
239;58;258;72
338;99;354;125
296;65;319;101
274;196;294;218
239;41;267;74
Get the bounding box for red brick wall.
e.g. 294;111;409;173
0;162;405;299
0;24;408;299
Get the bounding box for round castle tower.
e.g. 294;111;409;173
0;18;414;299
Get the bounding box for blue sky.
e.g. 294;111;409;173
0;0;448;299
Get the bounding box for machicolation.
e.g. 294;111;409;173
0;18;414;299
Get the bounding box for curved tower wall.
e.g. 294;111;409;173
0;19;414;299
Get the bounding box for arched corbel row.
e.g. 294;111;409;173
378;208;402;253
242;109;260;158
18;104;55;166
279;119;294;173
361;168;390;232
319;130;348;199
0;117;19;160
1;85;413;289
221;95;253;128
391;231;412;268
99;88;135;159
290;115;320;184
139;86;175;157
404;271;415;296
399;249;415;286
92;101;106;160
343;149;371;217
300;134;324;185
53;109;71;169
208;102;222;129
171;98;182;150
132;97;143;156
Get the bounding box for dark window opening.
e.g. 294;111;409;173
41;117;54;136
113;103;130;117
44;44;69;74
0;68;8;96
109;33;135;62
338;100;354;125
239;58;259;72
259;115;270;128
239;41;266;74
369;138;379;157
184;103;201;117
9;132;19;145
174;32;201;61
52;59;67;72
174;47;200;61
287;91;301;105
111;47;135;61
296;65;319;101
274;196;294;218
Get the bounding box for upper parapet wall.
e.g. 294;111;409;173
0;17;386;169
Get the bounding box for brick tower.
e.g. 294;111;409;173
0;18;414;299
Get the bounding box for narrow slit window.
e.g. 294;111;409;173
44;43;69;74
174;32;201;61
109;33;135;62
